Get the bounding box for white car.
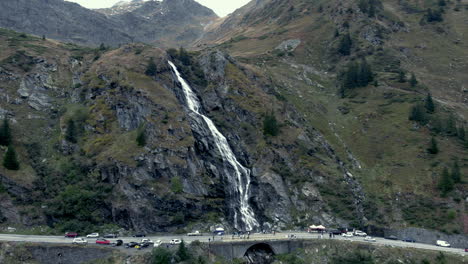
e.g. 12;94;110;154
342;232;353;238
72;238;88;245
354;230;367;237
187;230;202;236
170;239;182;245
141;238;154;244
153;240;163;247
436;240;451;247
86;233;99;238
364;236;376;242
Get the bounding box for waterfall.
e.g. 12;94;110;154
168;61;258;231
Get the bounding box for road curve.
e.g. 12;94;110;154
0;232;465;257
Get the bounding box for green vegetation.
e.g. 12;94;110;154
176;240;191;262
171;176;183;194
425;94;435;114
263;112;280;136
65;119;77;143
3;145;19;170
152;247;173;264
409;104;428;125
410;73;418;88
340;59;374;97
438;167;453;196
145;57;157;76
338;33;352;56
427;137;439;154
0;118;12;146
450;160;461;183
136;125;147;147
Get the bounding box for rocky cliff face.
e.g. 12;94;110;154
0;0;217;47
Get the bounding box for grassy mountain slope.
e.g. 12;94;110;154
199;0;468;234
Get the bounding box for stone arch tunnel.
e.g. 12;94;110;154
209;240;305;260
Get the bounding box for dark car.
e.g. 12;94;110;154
385;235;398;240
465;248;468;252
103;234;118;238
133;233;146;237
139;242;151;249
402;238;416;243
329;229;342;235
112;240;123;247
126;242;139;248
65;232;78;238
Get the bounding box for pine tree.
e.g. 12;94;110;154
425;93;435;113
176;240;190;261
263;113;279;136
0;118;12;146
410;73;418;87
136;126;146;147
398;70;406;83
457;126;466;141
438;167;453;196
65;119;77;143
3;145;19;170
338;33;352;56
358;59;373;87
145;58;157;77
445;114;456;136
427;137;439;154
451;160;461;183
409;104;428;125
178;47;191;65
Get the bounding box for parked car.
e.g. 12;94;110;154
464;248;468;252
86;233;99;238
96;239;111;245
153;240;163;247
139;242;151;249
133;233;146;237
187;230;202;236
170;239;182;245
141;238;153;244
111;240;123;247
354;230;367;237
402;237;416;243
328;229;341;235
126;242;139;248
364;236;376;242
385;235;398;240
72;238;87;245
436;240;450;247
103;234;118;238
65;232;78;238
342;232;353;238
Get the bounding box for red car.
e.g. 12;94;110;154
96;239;111;245
65;232;78;238
465;248;468;252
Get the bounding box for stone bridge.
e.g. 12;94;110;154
209;240;305;260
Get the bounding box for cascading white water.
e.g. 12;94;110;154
168;61;258;231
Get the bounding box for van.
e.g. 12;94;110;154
436;240;450;247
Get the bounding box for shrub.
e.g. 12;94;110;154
263;113;279;136
3;145;19;170
145;57;157;76
0;118;12;146
151;247;173;264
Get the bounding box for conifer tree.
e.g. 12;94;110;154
263;113;279;136
425;93;435;113
178;47;191;65
3;145;19;170
136;126;146;147
0;118;12;146
358;59;373;87
445;114;456;136
451;160;461;183
176;240;190;261
438;167;453;196
457;126;466;141
145;58;157;77
410;73;418;88
398;70;406;83
65;119;77;143
408;104;427;125
338;33;352;56
427;137;439;154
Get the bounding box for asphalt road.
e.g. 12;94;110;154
0;232;465;257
